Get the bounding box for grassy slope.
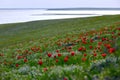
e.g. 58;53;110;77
0;15;120;80
0;15;120;48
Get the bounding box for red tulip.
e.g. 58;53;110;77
117;27;120;30
43;68;48;72
111;32;114;34
16;64;19;67
98;42;102;46
83;53;87;57
101;53;107;58
64;57;68;62
38;60;43;65
24;58;28;63
93;53;97;57
105;44;111;49
64;77;68;80
56;59;58;63
71;51;75;56
47;53;52;57
102;38;106;41
68;46;72;49
56;50;60;53
78;47;83;51
17;56;23;60
58;53;62;57
82;40;87;44
89;45;93;49
54;55;56;58
90;39;93;43
66;55;69;58
109;48;115;53
82;57;87;62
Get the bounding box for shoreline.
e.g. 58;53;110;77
0;15;102;25
0;10;120;25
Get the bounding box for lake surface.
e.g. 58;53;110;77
0;9;120;24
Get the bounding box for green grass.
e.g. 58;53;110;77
0;15;120;48
0;15;120;80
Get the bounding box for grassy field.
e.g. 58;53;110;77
0;15;120;80
0;15;120;48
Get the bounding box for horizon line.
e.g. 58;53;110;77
0;7;120;10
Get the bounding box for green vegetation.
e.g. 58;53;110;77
0;15;120;48
0;15;120;80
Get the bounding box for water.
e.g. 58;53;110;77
0;9;120;24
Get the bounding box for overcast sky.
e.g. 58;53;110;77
0;0;120;8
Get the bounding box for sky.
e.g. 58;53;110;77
0;0;120;8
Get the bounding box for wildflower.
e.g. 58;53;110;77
17;56;23;60
89;45;93;49
66;55;69;58
98;42;102;46
43;68;48;72
101;53;107;58
56;50;60;53
109;48;115;53
82;57;87;62
58;53;62;57
104;44;111;49
82;40;87;44
83;53;87;57
93;53;97;57
64;77;68;80
102;37;106;41
56;59;58;63
64;57;68;62
54;55;56;58
16;64;19;67
24;58;28;63
71;51;75;56
78;47;83;51
38;60;43;65
47;53;52;57
90;39;93;43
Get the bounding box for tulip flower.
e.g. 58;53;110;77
109;48;115;53
82;57;87;62
71;51;75;56
83;53;87;57
64;57;68;62
24;58;28;63
56;59;58;63
58;53;62;57
93;53;97;57
56;50;60;53
101;53;107;58
38;60;43;65
16;64;19;67
64;77;68;80
43;68;48;72
78;47;83;51
89;45;93;49
47;53;52;57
